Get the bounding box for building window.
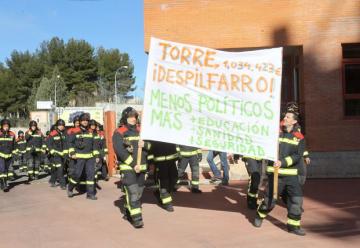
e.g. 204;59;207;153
342;44;360;118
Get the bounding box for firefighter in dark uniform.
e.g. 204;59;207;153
148;141;179;212
89;120;108;182
97;124;109;181
48;119;67;189
25;120;44;182
177;145;202;193
15;130;27;172
112;107;149;228
41;130;52;174
243;157;262;209
65;116;80;182
67;113;100;200
254;111;306;236
0;119;16;192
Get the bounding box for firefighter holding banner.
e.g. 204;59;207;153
254;110;306;236
112;107;150;228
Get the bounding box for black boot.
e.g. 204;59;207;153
287;225;306;236
253;216;263;228
3;179;9;192
191;188;202;194
86;194;98;200
132;217;144;228
163;204;174;212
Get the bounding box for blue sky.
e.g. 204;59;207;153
0;0;147;98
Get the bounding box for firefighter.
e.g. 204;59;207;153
25;120;44;182
243;157;263;209
0;119;16;192
65;116;81;182
48;119;67;189
41;130;52;174
112;107;150;228
88;120;104;183
15;130;27;172
254;111;306;236
148;141;179;212
67;113;100;200
96;123;109;181
177;145;202;193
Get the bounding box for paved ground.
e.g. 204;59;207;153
1;176;359;248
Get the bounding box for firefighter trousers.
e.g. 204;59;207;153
0;158;11;188
244;159;262;208
122;170;145;221
156;160;178;206
178;155;200;189
27;152;41;179
257;174;303;229
68;158;96;196
49;155;66;187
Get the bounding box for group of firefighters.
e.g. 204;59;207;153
0;102;310;235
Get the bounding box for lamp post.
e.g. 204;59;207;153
55;74;60;107
114;65;128;124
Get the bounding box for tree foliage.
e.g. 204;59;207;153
0;37;136;117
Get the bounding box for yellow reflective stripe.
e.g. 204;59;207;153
69;148;75;153
54;164;62;168
50;149;64;156
63;149;68;154
75;134;93;138
180;150;198;156
93;150;100;156
129;208;142;216
124;136;140;141
285;156;293;166
30;134;41;137
0;174;7;178
86;181;94;185
104;148;108;152
53;137;61;140
34;171;39;174
120;164;147;171
124;155;133;165
176;146;180;152
248;192;258;198
75;153;93;159
279;138;299;145
191;180;200;185
244;156;262;160
0;137;13;141
161;196;172;204
147;154;154;160
28;170;34;174
120;164;133;171
154;153;178;162
197;149;202;154
257;211;267;218
69;178;77;184
79;181;87;185
303;151;309;156
17;141;26;144
287;218;301;226
266;166;298;175
0;152;12;158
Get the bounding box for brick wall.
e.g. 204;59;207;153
144;0;360;152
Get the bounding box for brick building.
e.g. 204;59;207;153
144;0;360;177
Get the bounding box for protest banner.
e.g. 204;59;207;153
141;37;282;161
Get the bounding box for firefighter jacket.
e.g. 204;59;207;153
112;124;149;172
48;129;67;157
68;126;100;159
98;130;108;158
25;129;44;154
148;141;178;163
267;126;305;177
0;130;16;159
15;137;27;155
